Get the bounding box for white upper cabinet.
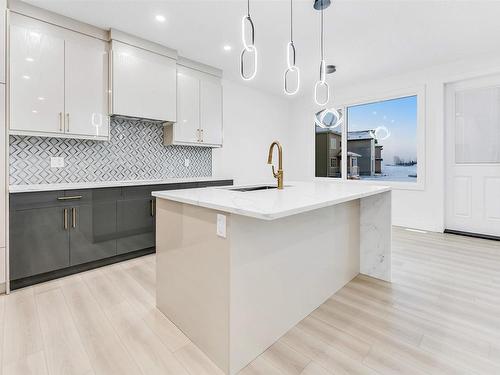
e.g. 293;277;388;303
65;33;109;137
200;77;223;146
10;16;65;134
111;39;176;122
0;0;6;83
176;66;200;144
164;63;223;147
9;14;109;140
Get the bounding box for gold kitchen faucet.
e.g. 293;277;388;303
267;141;284;189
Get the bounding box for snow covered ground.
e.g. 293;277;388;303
361;164;417;182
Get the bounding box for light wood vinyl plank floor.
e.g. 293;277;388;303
1;227;499;375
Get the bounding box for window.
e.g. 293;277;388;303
315;93;420;185
315;111;343;179
347;95;417;182
330;138;337;150
455;86;500;163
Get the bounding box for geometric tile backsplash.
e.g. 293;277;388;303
9;117;212;185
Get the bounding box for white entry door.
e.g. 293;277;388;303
445;75;500;237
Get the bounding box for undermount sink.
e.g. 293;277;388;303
226;185;278;192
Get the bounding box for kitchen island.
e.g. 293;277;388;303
153;181;391;374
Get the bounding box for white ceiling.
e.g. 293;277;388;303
23;0;500;97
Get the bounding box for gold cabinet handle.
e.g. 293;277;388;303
71;207;77;228
57;195;82;201
59;112;63;131
63;208;68;230
66;113;70;132
196;129;200;142
200;129;204;142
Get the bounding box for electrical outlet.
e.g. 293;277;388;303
50;157;65;168
184;158;190;168
216;214;226;238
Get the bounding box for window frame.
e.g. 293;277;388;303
315;85;426;191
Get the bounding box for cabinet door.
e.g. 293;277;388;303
112;41;176;121
10;207;70;280
10;14;65;134
69;203;117;266
0;0;6;84
200;77;223;146
65;32;109;138
0;85;5;249
117;188;155;254
175;67;200;144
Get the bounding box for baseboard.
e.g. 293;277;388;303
444;229;500;242
10;248;156;291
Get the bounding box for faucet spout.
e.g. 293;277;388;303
267;141;284;189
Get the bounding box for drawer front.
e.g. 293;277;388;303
10;187;123;210
10;191;67;211
67;188;122;204
122;185;155;199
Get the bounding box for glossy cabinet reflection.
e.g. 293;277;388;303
9;13;109;140
175;66;200;144
0;0;7;84
117;196;155;254
64;33;109;138
200;77;223;145
10;204;70;280
10;16;65;134
111;40;176;122
165;65;223;147
68;189;119;266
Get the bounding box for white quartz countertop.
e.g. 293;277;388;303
9;177;233;193
152;181;391;220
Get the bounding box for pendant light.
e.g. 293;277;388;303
240;0;258;80
314;108;343;129
313;0;331;10
314;5;329;106
283;0;300;95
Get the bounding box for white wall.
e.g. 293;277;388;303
213;80;293;185
287;52;500;232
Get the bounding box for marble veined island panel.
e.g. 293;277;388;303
153;181;391;374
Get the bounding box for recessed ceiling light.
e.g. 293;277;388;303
223;45;232;51
22;75;30;80
155;14;166;22
25;57;34;62
32;110;38;114
38;96;45;101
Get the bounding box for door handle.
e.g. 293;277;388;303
63;208;68;230
57;195;82;201
66;113;70;132
71;207;77;228
59;112;63;132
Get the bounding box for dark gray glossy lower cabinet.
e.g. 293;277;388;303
10;206;70;280
9;179;233;288
70;204;117;266
68;188;120;266
116;198;155;254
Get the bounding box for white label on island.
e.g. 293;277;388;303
217;214;227;238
